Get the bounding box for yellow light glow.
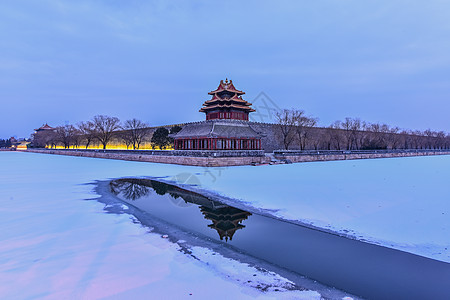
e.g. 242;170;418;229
51;143;174;151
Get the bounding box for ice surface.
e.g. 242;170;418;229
0;152;321;299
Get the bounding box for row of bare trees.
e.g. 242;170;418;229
33;115;151;150
32;109;449;151
274;109;318;150
275;109;450;150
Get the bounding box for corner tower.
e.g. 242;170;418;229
172;79;262;151
200;79;255;121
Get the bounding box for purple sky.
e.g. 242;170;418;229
1;0;450;138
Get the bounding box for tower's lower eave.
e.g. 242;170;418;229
171;120;262;150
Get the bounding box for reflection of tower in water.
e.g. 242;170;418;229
200;206;252;242
110;178;253;242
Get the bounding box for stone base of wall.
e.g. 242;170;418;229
26;149;270;167
24;149;450;166
274;150;450;163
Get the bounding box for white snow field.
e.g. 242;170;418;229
0;151;323;299
1;150;449;298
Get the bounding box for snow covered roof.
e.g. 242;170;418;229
172;120;262;139
34;123;55;131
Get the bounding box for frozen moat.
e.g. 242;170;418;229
105;178;450;299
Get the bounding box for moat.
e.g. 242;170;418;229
107;178;450;300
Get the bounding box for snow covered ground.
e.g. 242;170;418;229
1;151;449;298
0;151;329;299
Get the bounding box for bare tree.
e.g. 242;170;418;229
339;119;352;150
354;121;368;150
328;121;344;150
32;130;57;148
91;115;121;149
321;128;333;150
361;122;388;149
55;125;77;149
435;131;446;149
445;134;450;149
337;117;363;150
121;119;150;150
410;130;422;149
78;121;96;149
275;109;299;150
310;127;324;150
119;130;134;149
294;111;318;150
386;127;401;149
400;130;412;149
424;129;438;149
71;130;83;148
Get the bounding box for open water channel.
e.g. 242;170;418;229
105;178;450;299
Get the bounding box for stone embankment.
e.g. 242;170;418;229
273;149;450;163
26;149;270;167
24;149;450;166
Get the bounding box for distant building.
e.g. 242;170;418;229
32;123;56;148
34;123;55;133
16;141;30;151
172;79;262;150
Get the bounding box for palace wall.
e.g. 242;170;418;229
27;149;270;167
273;149;450;163
248;122;281;152
35;121;450;153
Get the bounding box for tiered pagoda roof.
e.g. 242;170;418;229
200;206;252;242
199;79;255;115
34;123;55;132
207;79;244;95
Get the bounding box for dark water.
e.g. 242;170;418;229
110;178;450;300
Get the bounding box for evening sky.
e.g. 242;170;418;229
1;0;449;138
